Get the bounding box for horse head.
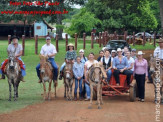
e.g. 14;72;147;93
65;62;73;80
39;55;48;74
149;54;155;73
8;51;17;70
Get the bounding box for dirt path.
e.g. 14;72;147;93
0;50;162;122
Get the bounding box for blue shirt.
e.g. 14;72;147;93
73;62;84;78
113;56;129;69
80;57;88;64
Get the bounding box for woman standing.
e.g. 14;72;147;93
134;51;148;102
100;50;112;84
84;52;98;101
79;49;88;99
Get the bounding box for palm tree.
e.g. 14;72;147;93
159;0;163;35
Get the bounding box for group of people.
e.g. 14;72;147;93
0;35;163;103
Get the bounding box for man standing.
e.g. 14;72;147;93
36;36;58;83
154;38;163;60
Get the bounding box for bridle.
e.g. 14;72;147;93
89;66;102;84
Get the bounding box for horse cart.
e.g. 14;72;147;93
93;70;137;102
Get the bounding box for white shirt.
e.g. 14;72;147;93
7;43;22;58
127;57;135;71
40;43;57;58
154;46;163;59
85;60;98;70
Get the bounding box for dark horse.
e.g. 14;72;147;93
6;51;21;101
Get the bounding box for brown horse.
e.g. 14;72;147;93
63;61;74;100
39;55;58;100
87;62;107;109
149;54;163;103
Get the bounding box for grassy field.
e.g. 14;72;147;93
0;38;102;114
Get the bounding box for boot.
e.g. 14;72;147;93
0;74;5;79
74;93;77;101
59;71;63;80
20;76;25;82
79;93;82;101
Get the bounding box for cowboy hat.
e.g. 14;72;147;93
10;35;19;41
117;48;122;52
46;36;51;40
156;38;163;43
79;49;84;53
137;51;145;55
67;43;74;47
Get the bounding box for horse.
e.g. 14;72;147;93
6;51;21;101
87;62;107;109
149;54;163;103
63;61;74;100
39;55;58;100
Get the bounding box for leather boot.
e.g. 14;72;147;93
0;74;5;79
74;93;77;101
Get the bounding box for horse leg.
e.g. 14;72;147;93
54;80;57;98
161;87;163;104
88;84;93;109
66;81;70;100
16;83;19;98
43;83;46;100
97;84;101;109
100;84;103;105
48;81;52;100
8;80;12;101
69;79;73;100
14;84;17;101
64;79;66;98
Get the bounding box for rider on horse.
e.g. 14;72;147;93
0;36;26;82
36;36;58;83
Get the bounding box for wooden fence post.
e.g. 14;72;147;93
83;33;86;49
150;36;152;43
143;32;146;46
129;35;131;44
114;31;117;40
91;32;94;49
8;35;11;45
35;35;38;55
99;32;101;47
154;32;156;47
56;34;59;52
22;35;25;56
65;33;68;51
133;32;135;46
102;32;105;46
75;33;77;50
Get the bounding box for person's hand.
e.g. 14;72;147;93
145;76;148;81
72;60;75;63
114;68;117;70
106;69;109;72
66;59;69;63
120;69;124;73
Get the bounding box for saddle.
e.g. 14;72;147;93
47;60;53;70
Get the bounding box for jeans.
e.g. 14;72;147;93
36;58;58;80
85;82;91;99
135;74;145;99
74;78;83;94
60;62;66;72
106;69;112;83
0;57;26;77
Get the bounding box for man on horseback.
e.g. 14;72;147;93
36;36;58;83
154;38;163;60
0;36;26;82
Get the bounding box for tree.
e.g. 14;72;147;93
66;8;101;37
159;0;163;35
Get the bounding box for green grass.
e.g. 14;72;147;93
0;38;101;114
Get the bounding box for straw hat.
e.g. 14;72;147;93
156;38;163;43
67;43;74;47
137;51;145;55
117;48;122;52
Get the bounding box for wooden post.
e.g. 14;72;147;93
83;33;86;49
8;35;11;45
56;34;59;52
75;33;77;50
91;32;94;49
29;26;32;38
35;35;38;55
65;33;68;51
133;32;135;46
99;32;101;47
22;35;25;56
124;31;127;40
102;32;105;46
154;32;156;47
143;32;145;46
114;31;117;40
150;36;152;43
129;35;131;44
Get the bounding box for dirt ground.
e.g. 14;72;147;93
0;50;162;122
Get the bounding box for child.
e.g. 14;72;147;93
73;56;84;101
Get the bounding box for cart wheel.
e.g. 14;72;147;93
129;82;136;102
93;89;97;100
